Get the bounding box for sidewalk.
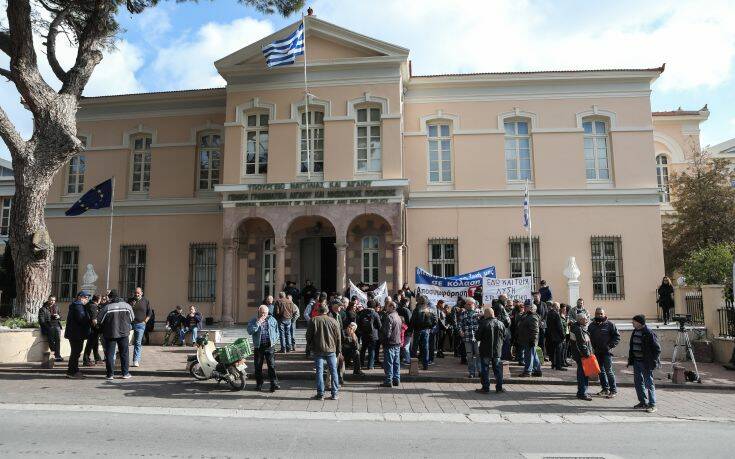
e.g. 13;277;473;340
2;343;734;390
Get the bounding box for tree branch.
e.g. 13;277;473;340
45;6;72;82
0;104;25;155
0;31;10;56
0;67;12;80
60;1;108;96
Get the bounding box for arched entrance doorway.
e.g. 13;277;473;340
286;216;337;296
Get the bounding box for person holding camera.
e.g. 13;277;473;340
38;295;63;362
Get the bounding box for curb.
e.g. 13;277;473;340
1;367;733;391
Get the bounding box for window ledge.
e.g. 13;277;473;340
505;181;533;190
240;175;267;184
426;183;454;191
127;192;150;200
355;172;382;180
586;181;614;189
196;190;218;198
61;194;81;203
295;173;325;182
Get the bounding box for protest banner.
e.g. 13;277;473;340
482;276;533;304
415;266;496;306
348;280;388;305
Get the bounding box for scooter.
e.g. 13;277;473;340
187;334;249;391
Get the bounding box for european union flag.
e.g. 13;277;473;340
65;179;113;216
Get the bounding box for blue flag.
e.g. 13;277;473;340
262;23;305;68
65;179;113;216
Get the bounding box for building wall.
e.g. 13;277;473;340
406;205;664;318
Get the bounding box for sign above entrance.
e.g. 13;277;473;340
219;179;407;208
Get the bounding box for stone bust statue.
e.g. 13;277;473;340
81;264;98;293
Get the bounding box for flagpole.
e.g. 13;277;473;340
105;176;115;291
302;13;311;181
526;179;535;290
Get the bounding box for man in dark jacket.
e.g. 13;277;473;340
570;315;593;401
629;314;661;413
491;295;511;329
97;290;134;380
306;304;342;400
588;307;621;397
516;300;541;377
164;306;184;346
83;295;103;366
476;308;506;394
180;305;202;346
546;302;566;371
128;287;151;367
410;295;437;370
38;295;63;362
356;300;381;369
284;281;300;306
396;298;412;364
64;291;91;378
533;291;549;360
379;302;403;388
301;280;317;307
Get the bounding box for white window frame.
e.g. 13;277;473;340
129;134;152;193
656;154;670;203
428;239;457;277
427;123;453;184
504;119;533;182
361;236;380;284
355;106;382;174
0;197;11;236
65;154;86;195
197;131;222;192
243;112;269;177
262;238;276;299
299;109;325;178
583;118;611;182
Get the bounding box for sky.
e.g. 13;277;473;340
1;0;734;160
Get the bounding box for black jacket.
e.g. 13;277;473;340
628;325;661;370
380;311;402;346
569;322;592;361
491;300;511;328
546;309;565;343
98;299;135;339
515;312;539;347
588;318;621;355
477;317;505;360
410;308;436;332
397;305;412;328
64;300;91;340
38;303;62;334
356;308;381;341
534;300;548;330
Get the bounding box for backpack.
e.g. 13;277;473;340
358;310;375;335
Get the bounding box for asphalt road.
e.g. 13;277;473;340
1;407;732;458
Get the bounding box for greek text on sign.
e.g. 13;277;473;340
482;276;533;304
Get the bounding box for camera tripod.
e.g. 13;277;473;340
671;322;701;383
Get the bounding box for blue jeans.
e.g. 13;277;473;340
279;319;292;351
523;344;540;374
132;322;146;363
633;360;656;406
464;341;479;376
418;329;431;368
314;353;339;397
401;337;411;364
179;326;198;345
383;345;401;384
480;357;503;390
596;353;617;393
290;321;296;348
576;361;589;396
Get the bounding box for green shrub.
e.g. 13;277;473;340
681;243;735;299
1;317;39;329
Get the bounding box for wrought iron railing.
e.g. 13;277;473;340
719;299;735;338
684;289;705;325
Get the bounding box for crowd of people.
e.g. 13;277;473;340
246;278;662;412
38;277;662;413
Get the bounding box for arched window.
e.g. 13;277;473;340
362;236;380;284
300;109;324;175
427;123;452;183
656;154;670;203
262;238;276;299
198;132;221;191
356;106;381;173
244;112;268;176
583;119;610;181
504;119;532;181
66;155;86;195
130;134;152;192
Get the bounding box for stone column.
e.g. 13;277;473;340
335;239;348;294
392;241;404;292
221;238;239;326
563;256;581;306
275;236;287;294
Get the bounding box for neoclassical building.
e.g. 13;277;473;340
42;15;674;321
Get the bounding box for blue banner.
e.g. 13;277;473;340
415;266;496;306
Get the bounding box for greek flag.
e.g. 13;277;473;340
522;182;531;229
262;23;305;68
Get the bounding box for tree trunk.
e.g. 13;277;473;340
9;148;56;323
